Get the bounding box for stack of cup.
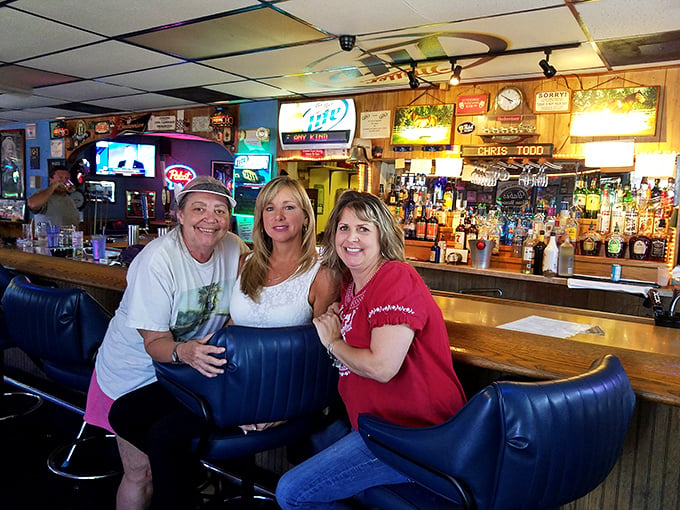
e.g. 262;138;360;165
128;225;139;246
21;223;34;248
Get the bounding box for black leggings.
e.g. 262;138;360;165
109;382;208;510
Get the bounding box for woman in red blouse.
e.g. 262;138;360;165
276;190;466;509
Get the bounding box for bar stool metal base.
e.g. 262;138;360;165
0;391;42;422
47;423;122;480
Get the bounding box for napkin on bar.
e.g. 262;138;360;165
567;278;653;297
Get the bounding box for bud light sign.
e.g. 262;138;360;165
279;99;356;150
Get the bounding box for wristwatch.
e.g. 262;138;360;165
171;342;182;364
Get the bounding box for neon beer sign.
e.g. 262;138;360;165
164;164;197;190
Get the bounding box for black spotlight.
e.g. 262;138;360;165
539;49;557;78
449;61;462;86
339;35;356;51
407;63;419;89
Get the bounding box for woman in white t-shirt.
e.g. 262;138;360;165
229;175;341;431
84;176;247;510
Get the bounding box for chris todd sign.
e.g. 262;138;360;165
279;99;356;150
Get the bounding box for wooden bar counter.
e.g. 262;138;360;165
435;291;680;510
0;245;126;313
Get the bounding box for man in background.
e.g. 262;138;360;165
27;166;80;226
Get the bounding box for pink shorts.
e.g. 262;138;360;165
84;368;115;434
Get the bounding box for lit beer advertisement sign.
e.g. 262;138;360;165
164;164;197;190
461;144;554;158
279;99;356;150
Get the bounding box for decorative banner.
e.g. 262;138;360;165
391;104;454;145
534;90;571;113
359;110;391;139
279;99;356;149
570;86;659;137
456;94;489;115
114;113;152;136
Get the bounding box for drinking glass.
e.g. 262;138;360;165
46;225;60;249
91;235;107;262
21;223;34;248
72;231;84;259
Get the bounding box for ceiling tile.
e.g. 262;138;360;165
88;93;201;111
155;87;241;103
0;8;104;62
99;63;240;91
0;94;63;109
20;41;184;79
204;40;362;79
13;0;257;36
575;0;680;40
125;7;329;60
598;31;680;67
0;65;79;91
280;0;565;36
35;81;142;101
206;81;295;99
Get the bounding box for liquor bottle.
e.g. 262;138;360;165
585;178;601;219
579;222;601;256
425;208;439;242
489;219;501;255
443;180;454;211
521;229;536;275
542;231;559;277
610;186;626;235
558;236;575;277
466;217;478;246
604;224;627;258
565;212;579;246
403;213;416;240
574;178;587;215
598;187;612;234
415;208;427;241
533;230;546;276
649;218;668;262
511;225;524;258
628;231;651;260
453;217;467;250
437;234;447;264
429;238;441;263
623;186;638;237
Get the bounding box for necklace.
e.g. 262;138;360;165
266;260;300;285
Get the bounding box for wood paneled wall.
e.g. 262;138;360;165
279;65;680;194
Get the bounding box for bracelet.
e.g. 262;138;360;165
327;339;340;358
171;342;182;364
327;339;342;368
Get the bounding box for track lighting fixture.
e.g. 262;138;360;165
449;60;462;86
339;35;356;52
539;49;557;78
407;63;419;89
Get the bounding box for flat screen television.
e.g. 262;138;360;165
95;140;156;177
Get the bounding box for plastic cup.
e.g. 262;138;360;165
21;223;33;247
46;225;60;249
91;235;107;262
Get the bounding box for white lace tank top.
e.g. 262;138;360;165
229;259;321;327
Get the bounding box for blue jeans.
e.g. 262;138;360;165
276;430;410;509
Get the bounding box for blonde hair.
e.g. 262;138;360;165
320;190;405;275
240;176;318;301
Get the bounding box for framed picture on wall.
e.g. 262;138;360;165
1;129;26;199
211;160;233;189
391;104;455;145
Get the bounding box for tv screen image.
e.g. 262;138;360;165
95;141;156;177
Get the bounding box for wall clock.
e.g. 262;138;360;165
495;86;524;112
70;190;86;210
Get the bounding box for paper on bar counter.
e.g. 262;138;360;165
498;315;603;339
